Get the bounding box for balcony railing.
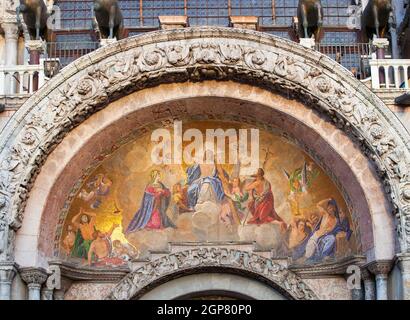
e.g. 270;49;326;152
0;63;45;95
45;42;101;68
315;43;372;80
369;59;410;90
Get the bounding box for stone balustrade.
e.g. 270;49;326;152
370;58;410;90
0;62;46;96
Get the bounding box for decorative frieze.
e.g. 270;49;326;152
108;248;318;300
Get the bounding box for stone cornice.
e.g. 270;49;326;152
54;261;129;283
289;256;367;278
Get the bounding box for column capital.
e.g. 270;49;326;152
158;15;188;30
20;267;48;288
25;39;46;54
395;253;410;273
0;261;18;284
372;38;390;50
366;260;394;277
2;22;19;41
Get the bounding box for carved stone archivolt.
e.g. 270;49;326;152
107;248;318;300
1;27;410;262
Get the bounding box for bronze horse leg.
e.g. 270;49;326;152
314;2;323;41
109;4;115;39
301;3;309;38
35;4;42;40
372;3;380;38
15;5;24;27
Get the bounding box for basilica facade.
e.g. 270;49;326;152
1;0;410;300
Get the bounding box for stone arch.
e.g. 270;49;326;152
139;273;285;300
16;85;391;266
106;248;318;300
0;26;409;265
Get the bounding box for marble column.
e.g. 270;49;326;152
41;288;54;300
20;267;48;300
2;22;19;94
396;254;410;300
367;260;393;300
350;287;364;300
25;40;45;91
361;267;376;300
0;262;17;300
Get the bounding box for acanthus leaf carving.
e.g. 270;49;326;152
108;248;317;300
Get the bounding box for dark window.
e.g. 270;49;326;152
322;0;351;26
274;0;298;26
187;0;229;26
322;31;357;44
56;0;94;30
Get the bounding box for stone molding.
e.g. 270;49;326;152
0;261;18;284
107;248;318;300
0;27;410;263
51;260;129;283
289;256;366;278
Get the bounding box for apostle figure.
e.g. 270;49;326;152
186;163;225;209
285;218;312;261
245;168;286;228
88;223;124;267
71;208;97;259
304;198;352;262
126;170;175;233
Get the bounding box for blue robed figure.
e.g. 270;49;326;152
305;198;352;263
185;164;225;209
126;170;175;233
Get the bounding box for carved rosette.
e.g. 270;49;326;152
107;248;318;300
0;27;410;263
